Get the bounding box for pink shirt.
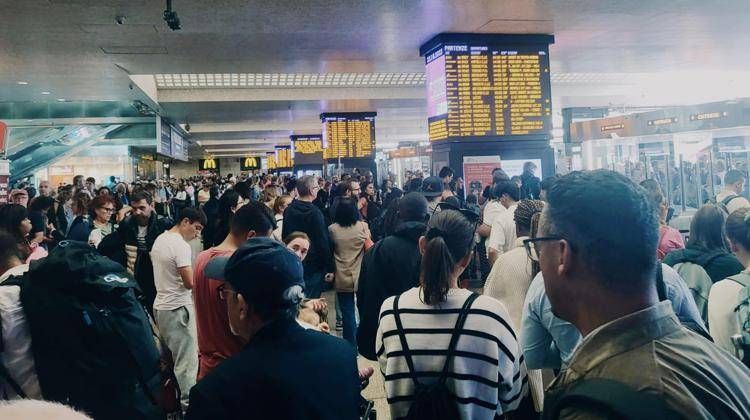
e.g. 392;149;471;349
25;242;48;263
657;226;685;260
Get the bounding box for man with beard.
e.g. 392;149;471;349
106;190;173;313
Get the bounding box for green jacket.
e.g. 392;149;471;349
663;246;744;282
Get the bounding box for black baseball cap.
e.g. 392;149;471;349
204;237;304;305
421;176;443;197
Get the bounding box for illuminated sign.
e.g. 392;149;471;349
240;156;260;171
291;135;324;166
275;146;293;169
388;147;418;159
266;152;277;170
600;123;625;132
320;113;376;159
690;111;728;121
647;117;678;126
421;34;554;142
198;158;219;172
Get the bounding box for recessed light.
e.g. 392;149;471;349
57;98;66;102
17;81;29;85
41;91;51;95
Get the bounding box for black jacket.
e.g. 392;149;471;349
356;221;426;360
520;171;541;200
282;199;334;273
99;212;172;312
663;246;744;283
186;317;360;420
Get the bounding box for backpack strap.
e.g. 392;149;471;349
727;273;750;288
655;264;667;302
722;194;740;206
544;378;680;420
392;294;421;389
438;293;479;385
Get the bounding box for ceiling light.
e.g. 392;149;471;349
17;81;29;85
57;98;66;102
41;91;51;95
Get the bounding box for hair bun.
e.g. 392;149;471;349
425;227;447;240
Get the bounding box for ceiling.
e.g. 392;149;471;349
2;0;750;157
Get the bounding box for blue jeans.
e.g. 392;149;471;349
304;270;324;299
337;292;357;348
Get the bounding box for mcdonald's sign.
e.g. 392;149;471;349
198;158;219;172
241;156;260;170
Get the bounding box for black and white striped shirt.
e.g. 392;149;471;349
376;287;527;420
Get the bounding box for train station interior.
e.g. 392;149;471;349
2;1;750;419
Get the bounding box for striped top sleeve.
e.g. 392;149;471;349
376;287;528;420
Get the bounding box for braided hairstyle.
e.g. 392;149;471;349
514;199;545;237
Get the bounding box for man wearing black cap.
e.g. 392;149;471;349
356;192;429;360
421;175;443;215
186;237;360;420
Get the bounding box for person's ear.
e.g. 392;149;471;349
558;239;574;277
237;293;249;320
418;236;427;256
245;230;257;241
456;251;473;270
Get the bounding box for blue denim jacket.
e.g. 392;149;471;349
520;264;706;370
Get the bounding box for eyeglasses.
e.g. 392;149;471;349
523;236;562;262
99;207;115;213
217;284;237;301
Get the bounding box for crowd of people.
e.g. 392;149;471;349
0;162;750;419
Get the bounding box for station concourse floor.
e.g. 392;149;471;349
320;289;391;420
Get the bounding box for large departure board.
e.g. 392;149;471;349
266;152;277;171
291;135;324;165
275;146;293;169
421;34;554;142
320;113;376;159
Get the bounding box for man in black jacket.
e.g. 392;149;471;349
188;238;360;420
281;176;334;299
356;192;429;360
100;190;173;313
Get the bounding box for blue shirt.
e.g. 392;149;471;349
520;264;706;370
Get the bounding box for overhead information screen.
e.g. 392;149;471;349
266;152;277;170
275;146;293;169
421;34;554;142
320;112;376;159
291;135;324;165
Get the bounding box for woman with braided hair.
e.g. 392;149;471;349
483;199;546;413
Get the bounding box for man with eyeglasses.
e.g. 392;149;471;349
281;176;334;299
187;238;360;420
528;170;750;419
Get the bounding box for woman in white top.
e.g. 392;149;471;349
483;199;545;412
271;195;292;242
377;209;527;420
709;207;750;359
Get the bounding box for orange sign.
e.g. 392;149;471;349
0;121;7;152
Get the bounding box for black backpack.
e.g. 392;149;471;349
392;292;479;420
20;240;163;420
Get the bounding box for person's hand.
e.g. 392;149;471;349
309;298;327;312
358;366;374;381
324;273;335;283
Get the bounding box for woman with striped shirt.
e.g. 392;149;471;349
376;209;527;420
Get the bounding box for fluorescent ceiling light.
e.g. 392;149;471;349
154;72;426;89
17;81;29;85
41;91;51;95
197;139;284;146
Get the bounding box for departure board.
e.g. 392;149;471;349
275;146;293;169
266;152;277;171
421;34;553;142
291;135;324;165
320;112;376;159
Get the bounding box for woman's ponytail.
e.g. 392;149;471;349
419;210;475;305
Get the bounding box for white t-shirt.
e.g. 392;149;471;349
488;203;517;255
151;231;193;311
483;200;506;228
197;189;210;204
